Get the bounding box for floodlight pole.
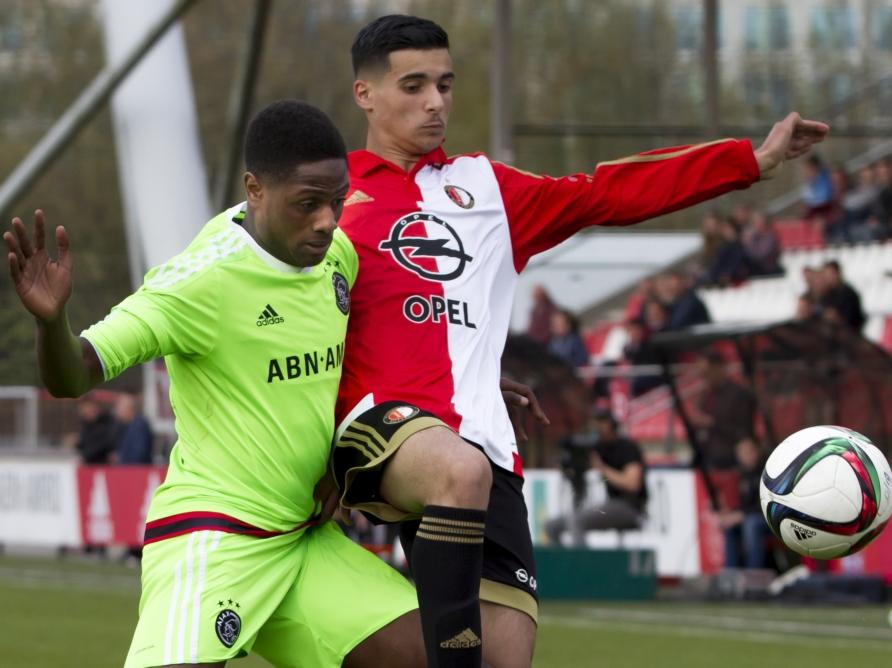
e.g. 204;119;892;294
0;0;199;219
659;353;720;510
213;0;272;210
490;0;514;163
703;0;720;137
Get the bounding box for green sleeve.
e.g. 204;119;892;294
80;264;221;380
330;228;359;286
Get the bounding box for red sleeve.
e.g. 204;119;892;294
493;139;760;271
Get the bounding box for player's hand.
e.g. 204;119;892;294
500;377;550;443
313;469;349;525
754;113;829;179
4;210;73;323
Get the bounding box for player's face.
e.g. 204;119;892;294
246;158;349;267
357;48;454;156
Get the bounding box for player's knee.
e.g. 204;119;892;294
435;444;492;509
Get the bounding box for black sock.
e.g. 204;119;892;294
410;505;486;668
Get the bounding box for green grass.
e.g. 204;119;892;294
1;556;891;667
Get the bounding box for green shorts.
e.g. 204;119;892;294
124;522;418;668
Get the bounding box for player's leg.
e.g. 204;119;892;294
471;461;540;667
343;610;425;668
251;521;423;667
480;602;536;668
381;425;491;667
334;402;491;667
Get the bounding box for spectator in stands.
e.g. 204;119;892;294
705;217;748;286
642;298;669;333
719;437;771;569
872;158;892;234
742;212;782;277
800;154;834;221
794;294;817;322
820;260;865;332
823;166;850;242
527;284;556;345
624;277;655;322
699;210;725;275
689;351;756;470
656;271;711;330
545;409;647;546
74;396;117;464
622;317;664;397
112;394;154;465
547;309;589;368
842;165;881;243
730;202;754;231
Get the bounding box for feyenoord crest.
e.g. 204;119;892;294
383;405;420;424
215;609;241;648
332;272;350;315
444;184;475;209
379;212;473;281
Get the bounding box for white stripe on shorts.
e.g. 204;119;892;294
189;531;222;663
176;531;197;663
163;556;183;665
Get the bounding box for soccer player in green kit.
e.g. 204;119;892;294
3;101;426;667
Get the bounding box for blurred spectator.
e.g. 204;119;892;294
730;202;754;230
742;212;782;277
642;298;669;333
801;266;824;303
800;154;833;221
705;217;748;286
794;294;817;322
839;165;881;243
873;158;892;231
74;396;117;464
623;278;655;322
719;437;772;569
113;394;154;465
527;285;556;345
819;261;865;332
656;271;711;330
689;351;756;470
547;309;589;368
623;317;664;397
546;409;647;546
823;167;850;242
699;210;725;273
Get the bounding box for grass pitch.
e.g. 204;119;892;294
2;555;890;667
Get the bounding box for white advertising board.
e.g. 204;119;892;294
523;468;702;577
0;458;82;547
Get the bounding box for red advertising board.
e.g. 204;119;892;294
76;466;166;547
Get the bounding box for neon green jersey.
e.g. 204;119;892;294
82;205;358;532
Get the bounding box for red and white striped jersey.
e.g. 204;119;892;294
336;141;759;474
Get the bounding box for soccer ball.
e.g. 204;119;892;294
760;425;892;559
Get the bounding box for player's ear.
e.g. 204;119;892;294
244;172;263;204
353;79;373;112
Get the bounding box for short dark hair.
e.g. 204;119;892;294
244;100;346;184
824;259;841;273
351;15;449;75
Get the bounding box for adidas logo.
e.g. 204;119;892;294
256;304;285;327
791;522;816;541
439;628;482;649
344;189;374;207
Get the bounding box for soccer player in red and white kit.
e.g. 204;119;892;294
330;15;828;667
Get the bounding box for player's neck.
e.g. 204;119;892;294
365;131;424;173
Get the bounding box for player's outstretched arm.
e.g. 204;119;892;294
4;210;103;397
753;112;829;179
